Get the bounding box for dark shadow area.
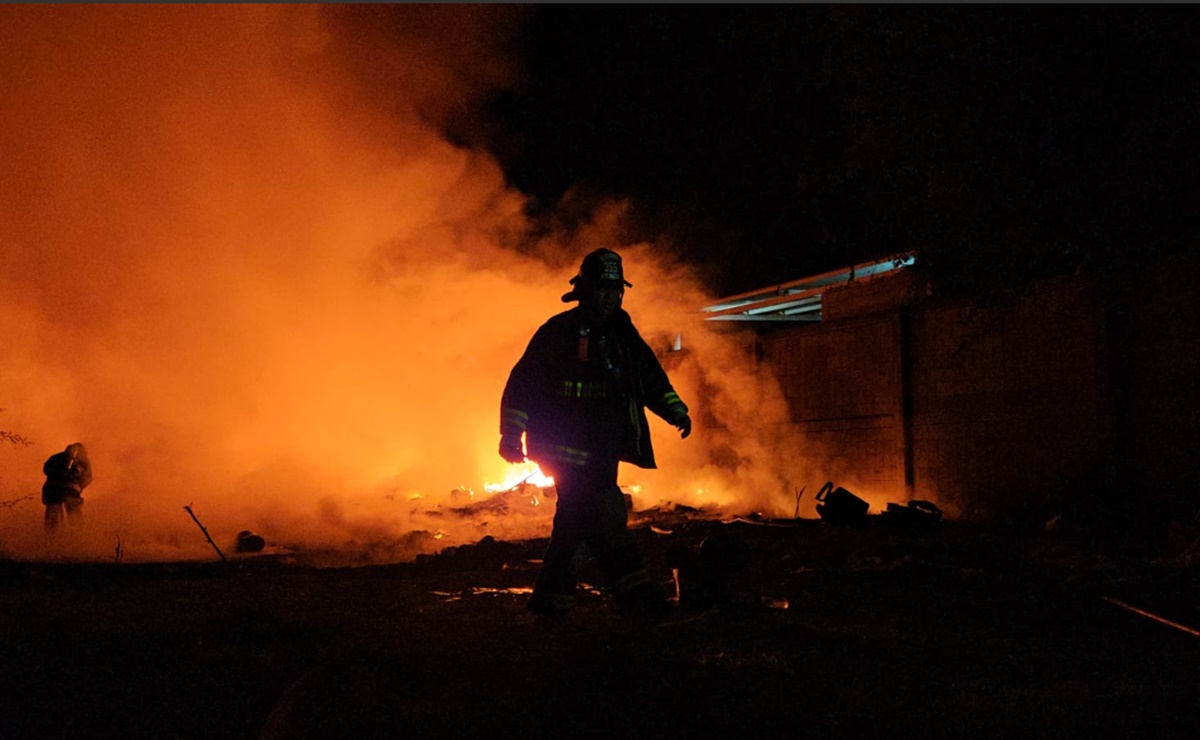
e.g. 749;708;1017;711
3;512;1199;739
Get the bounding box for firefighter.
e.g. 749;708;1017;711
41;442;92;534
499;248;692;623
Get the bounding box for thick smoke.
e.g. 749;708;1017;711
0;6;799;564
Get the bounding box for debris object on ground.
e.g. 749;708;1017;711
236;530;266;553
882;500;943;530
815;481;869;526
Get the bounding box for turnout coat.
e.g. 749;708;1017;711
41;443;92;505
500;306;688;472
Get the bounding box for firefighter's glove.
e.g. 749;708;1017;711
499;433;526;463
672;413;692;440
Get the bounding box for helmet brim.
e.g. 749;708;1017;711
561;277;632;303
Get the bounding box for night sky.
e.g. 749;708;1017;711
464;4;1200;298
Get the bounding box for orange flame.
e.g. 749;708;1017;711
484;463;555;493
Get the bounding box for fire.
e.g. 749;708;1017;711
0;5;811;565
484;463;555;493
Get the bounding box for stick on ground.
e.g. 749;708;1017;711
184;504;227;562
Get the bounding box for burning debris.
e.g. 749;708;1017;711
630;500;726;527
433;481;555;518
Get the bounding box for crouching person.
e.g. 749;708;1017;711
42;442;92;534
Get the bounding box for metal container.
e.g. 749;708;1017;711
815;481;869;525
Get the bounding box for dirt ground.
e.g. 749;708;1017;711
2;513;1199;740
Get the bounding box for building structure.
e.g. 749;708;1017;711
697;250;1198;528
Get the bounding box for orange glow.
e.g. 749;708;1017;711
0;6;825;565
484;463;555;493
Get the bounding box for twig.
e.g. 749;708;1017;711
0;431;35;446
183;504;227;561
0;493;35;510
794;485;807;519
182;505;273;616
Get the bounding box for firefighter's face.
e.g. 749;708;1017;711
582;282;624;321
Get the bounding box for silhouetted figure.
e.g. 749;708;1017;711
42;442;92;534
499;248;692;624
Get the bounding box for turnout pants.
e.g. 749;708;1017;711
529;456;660;617
42;483;83;533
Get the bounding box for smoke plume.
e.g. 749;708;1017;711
0;6;799;564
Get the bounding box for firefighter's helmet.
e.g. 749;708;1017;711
561;248;633;302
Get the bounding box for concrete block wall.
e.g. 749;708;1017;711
906;277;1108;522
1099;250;1200;520
759;314;906;508
739;257;1196;525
